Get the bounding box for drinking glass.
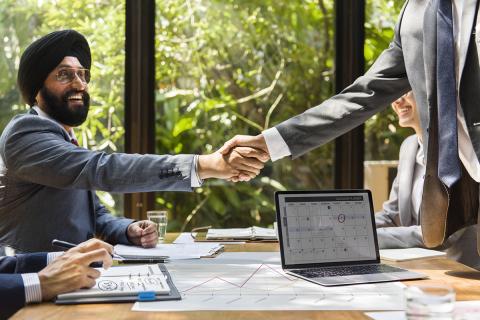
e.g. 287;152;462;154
405;284;455;320
147;210;168;243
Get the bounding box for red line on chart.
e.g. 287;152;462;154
182;264;294;293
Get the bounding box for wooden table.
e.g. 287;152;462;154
13;237;480;320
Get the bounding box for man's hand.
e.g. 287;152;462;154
218;134;270;161
127;220;158;248
38;239;113;301
216;134;271;181
198;147;268;181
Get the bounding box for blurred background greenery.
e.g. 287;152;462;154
0;0;409;232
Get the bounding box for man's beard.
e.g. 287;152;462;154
39;87;90;127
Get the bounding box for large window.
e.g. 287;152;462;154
155;0;335;231
0;0;125;214
0;1;405;223
364;0;410;211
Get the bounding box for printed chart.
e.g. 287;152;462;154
133;263;405;311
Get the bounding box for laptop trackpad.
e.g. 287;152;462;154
314;272;414;286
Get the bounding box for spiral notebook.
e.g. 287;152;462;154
205;226;277;241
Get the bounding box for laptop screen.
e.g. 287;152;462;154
276;190;379;268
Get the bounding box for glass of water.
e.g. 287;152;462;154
147;210;168;243
405;284;455;320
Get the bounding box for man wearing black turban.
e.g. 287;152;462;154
0;30;267;254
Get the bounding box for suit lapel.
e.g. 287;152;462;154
458;0;478;87
398;137;419;226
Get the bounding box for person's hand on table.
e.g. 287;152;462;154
38;238;113;301
127;220;158;248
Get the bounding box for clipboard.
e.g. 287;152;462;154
55;264;181;304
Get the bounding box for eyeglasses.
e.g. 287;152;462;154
55;67;91;84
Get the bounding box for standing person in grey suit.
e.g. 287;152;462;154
375;91;480;269
220;0;480;257
0;30;268;253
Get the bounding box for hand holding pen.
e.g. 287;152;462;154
40;238;114;300
52;239;124;260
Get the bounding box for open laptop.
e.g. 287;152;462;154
275;190;427;286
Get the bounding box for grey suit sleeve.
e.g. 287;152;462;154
275;21;410;158
93;193;133;244
2;116;194;193
375;175;401;228
376;226;425;249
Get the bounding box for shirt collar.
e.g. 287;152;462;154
416;137;425;166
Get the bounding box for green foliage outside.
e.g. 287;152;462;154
154;0;406;232
0;0;406;231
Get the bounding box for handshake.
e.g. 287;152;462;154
197;134;270;182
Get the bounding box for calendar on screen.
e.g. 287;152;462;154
277;192;377;265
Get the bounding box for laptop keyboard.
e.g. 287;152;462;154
291;264;404;278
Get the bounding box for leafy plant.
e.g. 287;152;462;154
0;0;405;229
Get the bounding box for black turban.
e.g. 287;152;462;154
17;29;91;106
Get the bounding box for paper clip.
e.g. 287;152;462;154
138;291;156;301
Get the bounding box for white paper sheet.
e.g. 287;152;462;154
100;264;163;277
380;248;446;262
132;262;406;311
115;243;223;260
365;301;480;320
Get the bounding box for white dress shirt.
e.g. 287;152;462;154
21;252;63;304
263;0;480;184
32;106;202;186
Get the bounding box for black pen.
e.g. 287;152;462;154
117;258;169;264
51;239;125;260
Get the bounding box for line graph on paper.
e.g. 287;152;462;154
133;263;406;311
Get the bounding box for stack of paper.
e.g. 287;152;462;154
115;243;224;260
206;226;277;241
379;248;446;262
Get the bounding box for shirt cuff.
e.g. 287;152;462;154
47;252;63;264
262;127;292;162
190;155;203;187
21;273;42;303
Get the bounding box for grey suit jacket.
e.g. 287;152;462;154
0;111;194;252
375;135;425;249
274;0;480;250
